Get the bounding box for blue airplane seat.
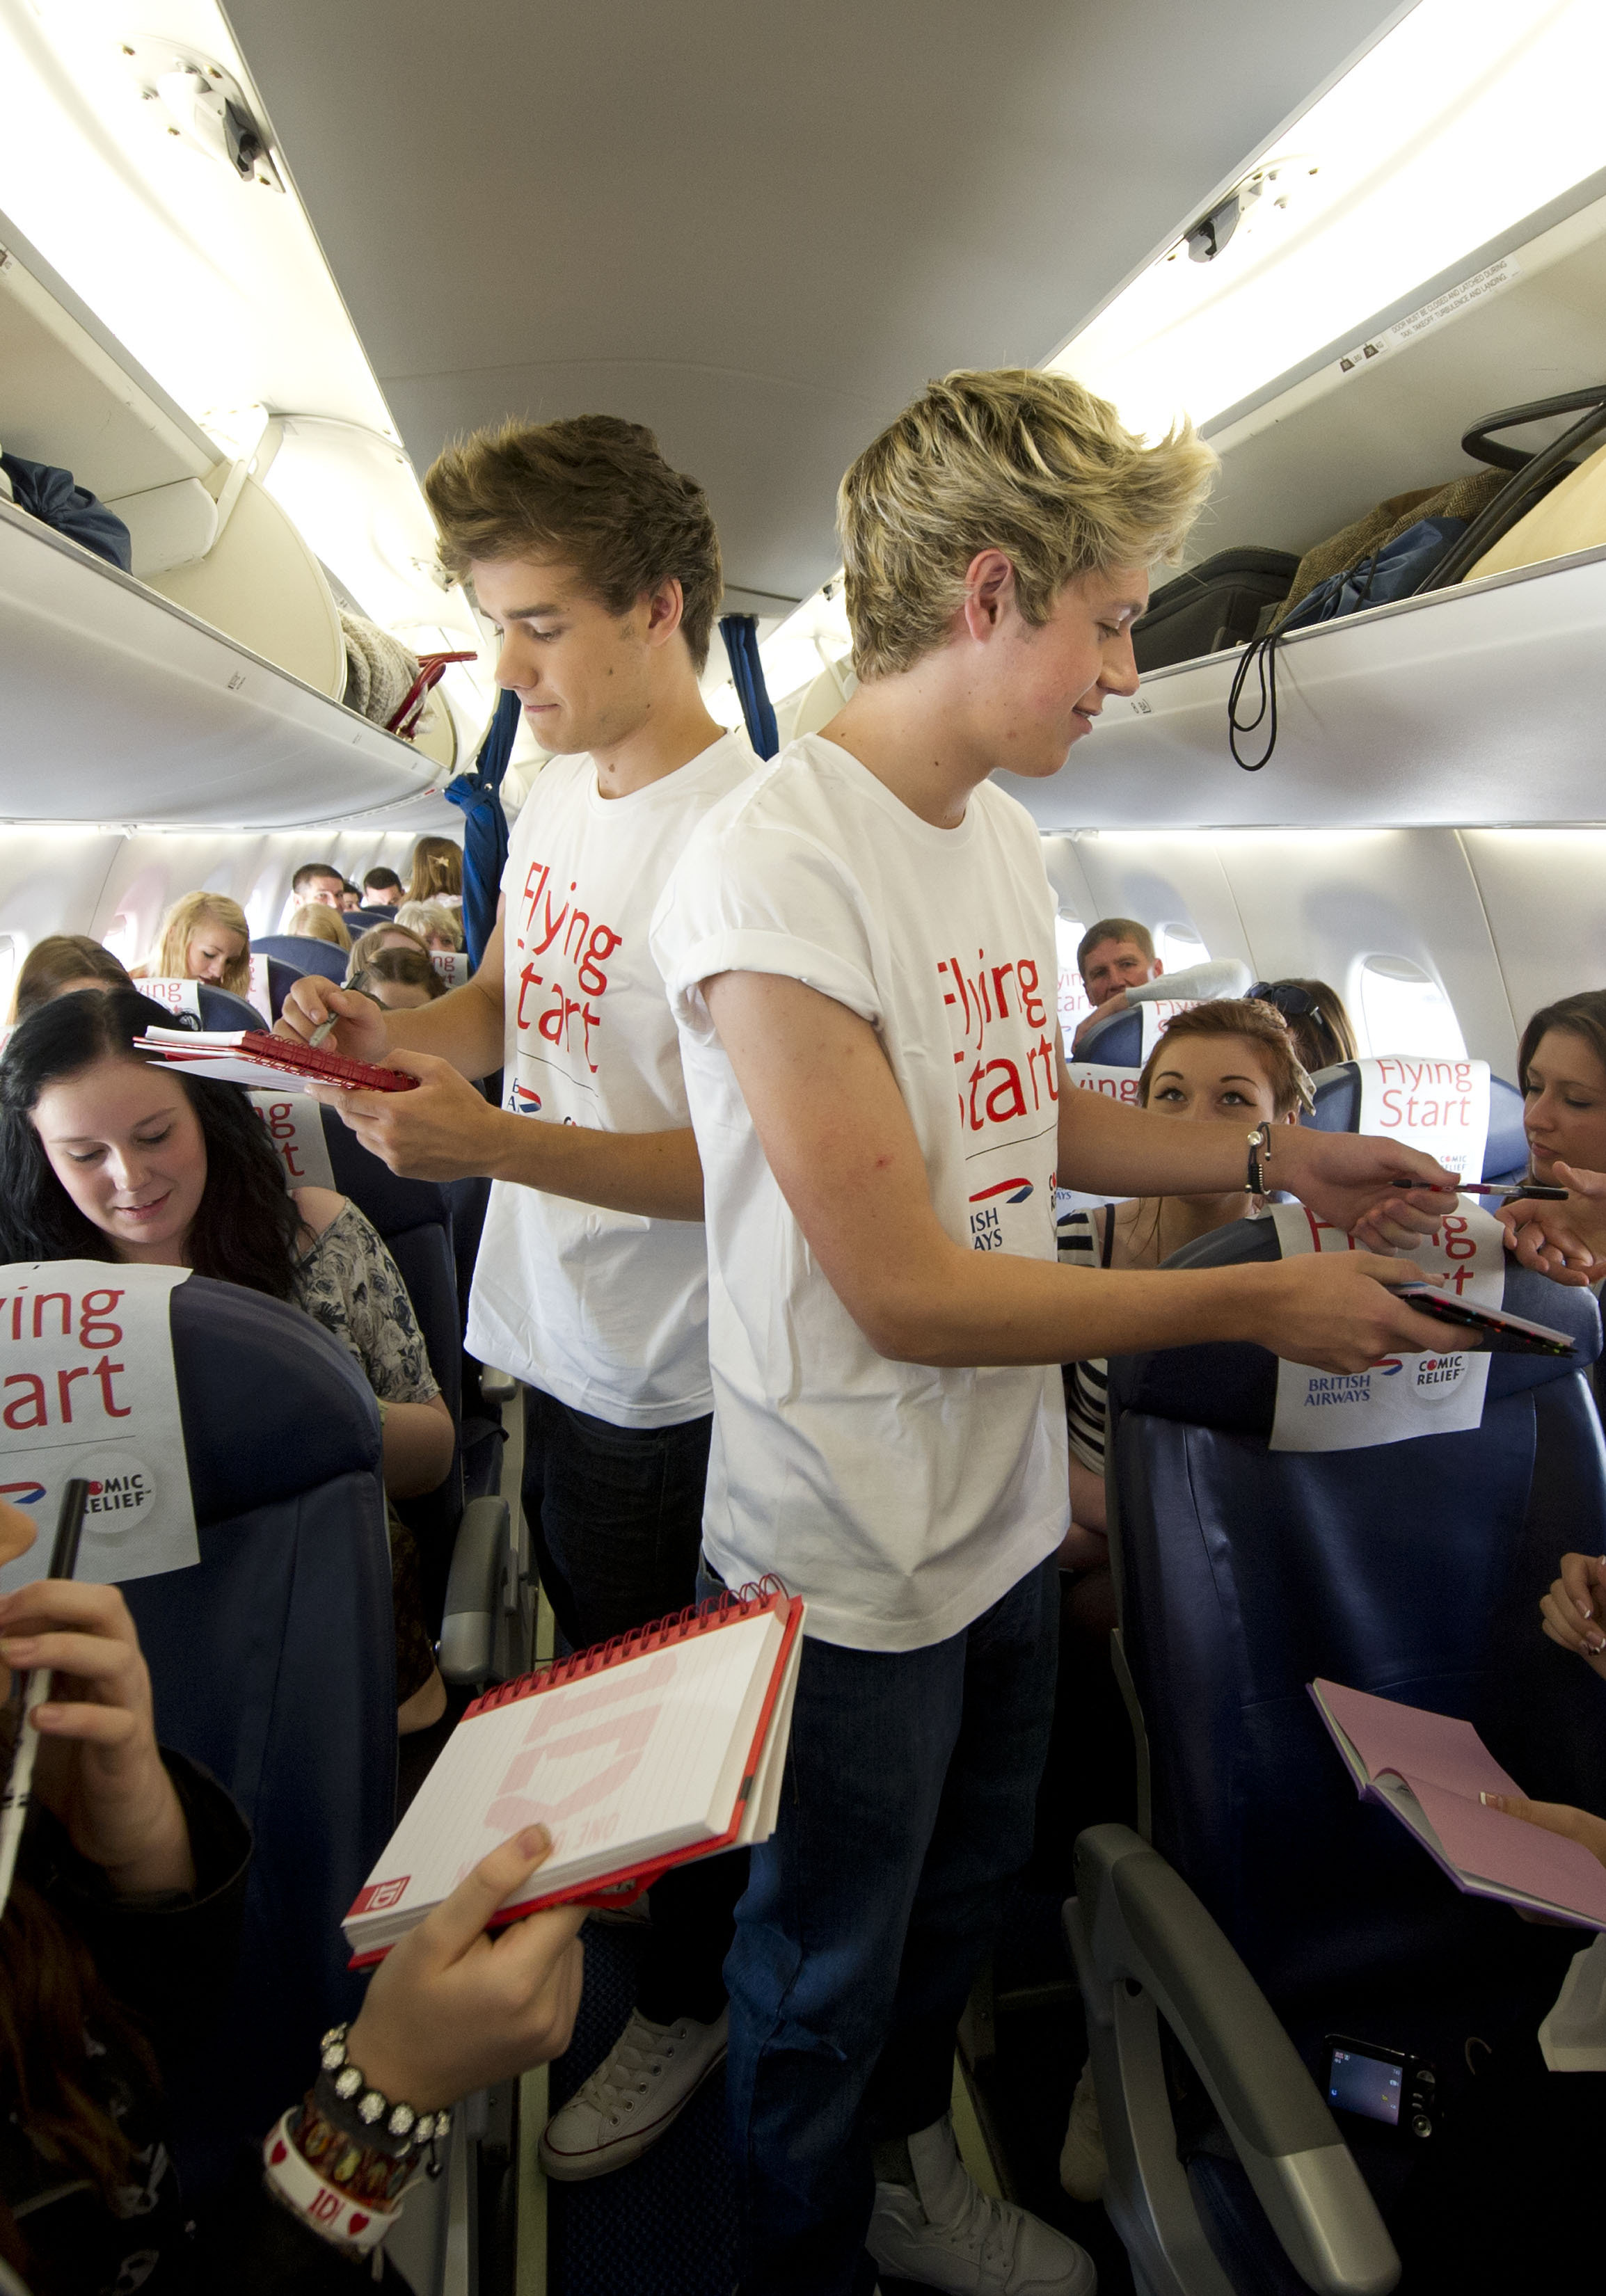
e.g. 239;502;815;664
120;1275;395;2196
1073;1004;1144;1066
347;904;399;931
195;984;264;1032
260;954;300;1019
1068;1215;1606;2294
317;1106;467;1625
445;1172;507;1503
255;931;348;984
1303;1060;1529;1182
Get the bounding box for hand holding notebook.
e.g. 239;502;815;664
346;1583;804;1962
1311;1677;1606;1929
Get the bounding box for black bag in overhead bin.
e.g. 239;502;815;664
1129;546;1298;671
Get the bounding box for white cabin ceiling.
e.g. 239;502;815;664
218;0;1413;613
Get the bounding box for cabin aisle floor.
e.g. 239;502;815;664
544;1890;1133;2296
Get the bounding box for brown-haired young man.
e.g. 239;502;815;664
279;413;758;2181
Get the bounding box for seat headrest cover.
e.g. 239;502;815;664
1106;1214;1602;1435
1074;1005;1143;1067
172;1277;379;1523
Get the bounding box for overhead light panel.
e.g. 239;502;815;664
1049;0;1606;439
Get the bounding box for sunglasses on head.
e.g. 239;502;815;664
1250;982;1323;1025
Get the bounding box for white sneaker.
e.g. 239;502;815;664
537;2007;727;2181
868;2114;1096;2295
1058;2060;1107;2203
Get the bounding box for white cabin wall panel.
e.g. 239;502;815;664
1459;830;1606;1038
1066;834;1255;974
0;832;126;962
1037;836;1099;925
1210;829;1518;1073
74;829;424;959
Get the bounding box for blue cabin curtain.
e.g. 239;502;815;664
719;613;779;759
442;686;520;971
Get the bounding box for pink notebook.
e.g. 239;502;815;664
1310;1679;1606;1930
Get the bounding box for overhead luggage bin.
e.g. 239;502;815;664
0;493;452;829
998;543;1606;834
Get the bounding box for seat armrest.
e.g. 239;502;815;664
472;1360;518;1406
438;1495;512;1687
1071;1824;1399;2296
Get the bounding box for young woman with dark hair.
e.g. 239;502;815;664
0;989;454;1730
349;947;448;1012
0;1496;583;2294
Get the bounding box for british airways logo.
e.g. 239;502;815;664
0;1480;45;1506
510;1083;543;1117
969;1178;1034;1206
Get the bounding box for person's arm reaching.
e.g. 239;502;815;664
275;916;704;1218
1054;1048;1455;1246
703;971;1451;1373
1124;958;1252;1005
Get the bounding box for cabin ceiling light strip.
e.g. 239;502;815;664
1048;0;1606;439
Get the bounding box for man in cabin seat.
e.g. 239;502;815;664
1070;914;1250;1055
290;861;347;911
361;866;404;912
649;369;1458;2296
276;415;759;2182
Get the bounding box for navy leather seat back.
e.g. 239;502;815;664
121;1277;395;2182
1106;1216;1606;2038
1303;1059;1529;1181
262;955;299;1021
346;904;398;932
317;1109;464;1618
1074;1005;1143;1066
196;984;263;1032
255;932;348;983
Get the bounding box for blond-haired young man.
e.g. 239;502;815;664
651;369;1454;2296
279;413;758;2180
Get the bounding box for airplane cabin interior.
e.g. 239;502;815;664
3;3;1606;2294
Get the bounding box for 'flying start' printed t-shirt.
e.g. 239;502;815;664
466;731;758;1426
650;733;1070;1652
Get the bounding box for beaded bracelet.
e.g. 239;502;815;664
317;2021;452;2162
1245;1121;1273;1196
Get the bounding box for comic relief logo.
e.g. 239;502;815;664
80;1456;157;1530
1411;1352;1468;1399
510;1083;543;1117
0;1481;45;1506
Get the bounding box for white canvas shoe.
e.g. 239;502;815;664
538;2007;727;2181
868;2114;1097;2295
1058;2060;1108;2203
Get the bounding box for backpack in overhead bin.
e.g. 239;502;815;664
1129;546;1299;671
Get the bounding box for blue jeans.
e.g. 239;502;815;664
523;1389;739;2023
717;1555;1060;2295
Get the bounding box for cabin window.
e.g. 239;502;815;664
1155;923;1209;973
1353;956;1467;1059
102;914;139;968
1054;914;1091;1052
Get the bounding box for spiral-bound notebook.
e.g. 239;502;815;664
135;1027;420;1094
344;1583;805;1961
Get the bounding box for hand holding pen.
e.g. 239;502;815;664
0;1484;193;1908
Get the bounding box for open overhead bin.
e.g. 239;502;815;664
0;495;453;829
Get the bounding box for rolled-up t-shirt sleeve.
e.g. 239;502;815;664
653;813;882;1037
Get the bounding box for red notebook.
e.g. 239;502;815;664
344;1582;805;1962
135;1027;420;1094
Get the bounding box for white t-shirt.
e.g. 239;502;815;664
467;731;758;1426
651;733;1069;1652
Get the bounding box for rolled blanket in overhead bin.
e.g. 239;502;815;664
1271;468;1506;628
0;450;132;569
340;608;419;726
